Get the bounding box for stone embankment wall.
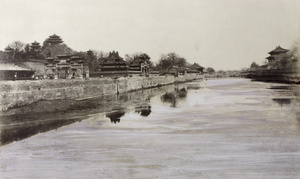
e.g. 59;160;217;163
0;74;202;111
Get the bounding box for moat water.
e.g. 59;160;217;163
0;78;300;178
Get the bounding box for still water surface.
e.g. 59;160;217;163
0;78;300;178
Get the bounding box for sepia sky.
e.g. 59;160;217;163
0;0;299;70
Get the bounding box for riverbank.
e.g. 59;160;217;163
0;74;202;114
245;70;300;84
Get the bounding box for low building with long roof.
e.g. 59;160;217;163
0;63;35;80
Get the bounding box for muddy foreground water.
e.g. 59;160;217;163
0;78;300;178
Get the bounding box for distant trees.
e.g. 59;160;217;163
125;52;153;68
250;62;259;69
85;50;98;72
95;51;109;59
73;50;109;72
156;53;187;73
205;67;215;74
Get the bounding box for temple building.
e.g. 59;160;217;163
30;41;41;52
45;55;89;79
98;51;128;77
43;34;64;46
128;57;150;77
190;63;204;73
266;46;289;63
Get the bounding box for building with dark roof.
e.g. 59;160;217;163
97;51;128;77
190;63;204;73
30;41;41;52
44;34;64;45
266;46;289;63
128;57;150;77
99;51;127;71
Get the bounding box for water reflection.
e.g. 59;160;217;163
270;85;299;107
187;83;202;90
161;87;188;107
106;108;126;124
269;85;300;96
0;82;194;146
135;105;152;117
0;114;82;146
272;98;293;106
268;86;293;90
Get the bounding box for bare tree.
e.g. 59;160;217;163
10;41;25;52
8;41;30;62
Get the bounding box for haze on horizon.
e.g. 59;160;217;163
0;0;299;71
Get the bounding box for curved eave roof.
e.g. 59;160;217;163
0;63;33;71
266;56;275;59
31;41;40;45
268;46;289;54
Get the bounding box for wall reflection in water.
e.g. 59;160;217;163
0;114;82;146
0;82;192;145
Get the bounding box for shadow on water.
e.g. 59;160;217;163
0;81;197;146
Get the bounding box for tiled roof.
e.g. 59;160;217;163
268;46;289;54
0;63;33;71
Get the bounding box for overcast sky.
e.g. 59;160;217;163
0;0;299;70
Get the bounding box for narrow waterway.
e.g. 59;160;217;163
0;78;299;178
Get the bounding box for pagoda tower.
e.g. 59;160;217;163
44;34;64;45
266;46;289;63
30;41;41;52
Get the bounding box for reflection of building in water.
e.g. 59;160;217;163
106;109;126;123
135;105;151;116
272;98;293;107
161;87;188;107
176;88;187;98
